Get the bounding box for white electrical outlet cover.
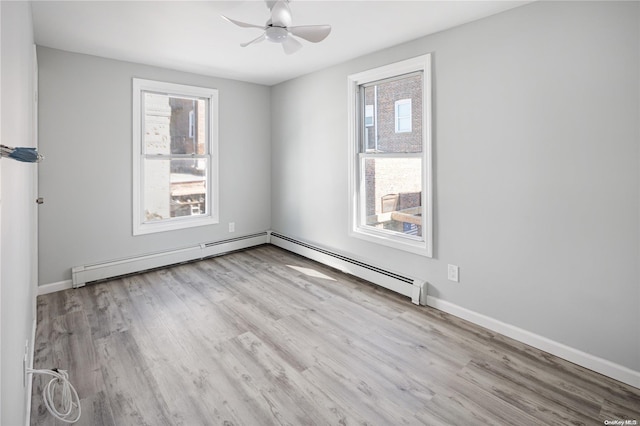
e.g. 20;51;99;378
448;264;459;282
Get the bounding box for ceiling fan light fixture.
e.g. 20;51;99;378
265;26;288;43
222;0;331;54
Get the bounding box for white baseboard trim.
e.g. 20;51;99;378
38;279;73;296
426;295;640;389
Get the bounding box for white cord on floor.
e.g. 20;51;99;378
26;368;81;423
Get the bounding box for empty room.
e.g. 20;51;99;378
1;0;639;424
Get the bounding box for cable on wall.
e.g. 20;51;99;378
0;144;43;163
26;368;81;423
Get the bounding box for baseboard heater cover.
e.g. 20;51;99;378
269;232;427;305
71;232;268;288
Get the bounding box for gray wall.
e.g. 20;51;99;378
38;47;272;284
271;1;640;372
1;2;38;424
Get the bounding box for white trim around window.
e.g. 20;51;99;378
347;54;433;257
132;78;219;235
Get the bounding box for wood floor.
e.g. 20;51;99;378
31;245;639;425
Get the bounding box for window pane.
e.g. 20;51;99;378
363;157;422;237
397;116;411;133
364;105;374;127
143;93;207;155
397;102;410;116
361;73;422;153
143;158;207;222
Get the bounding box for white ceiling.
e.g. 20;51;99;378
31;1;530;86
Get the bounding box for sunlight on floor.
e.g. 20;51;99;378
286;265;336;281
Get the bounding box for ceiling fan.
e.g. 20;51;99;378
221;0;331;55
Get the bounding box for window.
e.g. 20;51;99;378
347;54;432;257
132;79;219;235
365;104;374;127
395;99;412;133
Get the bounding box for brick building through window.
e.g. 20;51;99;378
362;73;423;236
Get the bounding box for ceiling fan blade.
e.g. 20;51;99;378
270;0;292;28
288;25;332;43
281;35;303;55
221;15;264;30
240;33;266;47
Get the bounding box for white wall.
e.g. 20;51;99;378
37;47;271;285
1;2;37;424
271;1;640;374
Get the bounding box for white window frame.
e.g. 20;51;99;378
395;98;412;133
132;78;219;235
347;54;433;257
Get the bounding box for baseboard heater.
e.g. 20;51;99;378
71;232;269;288
269;232;427;305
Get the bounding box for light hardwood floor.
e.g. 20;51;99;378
31;245;639;425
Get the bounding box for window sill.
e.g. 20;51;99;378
350;227;432;258
133;215;219;236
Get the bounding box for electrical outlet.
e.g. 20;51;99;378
447;264;459;282
228;222;235;233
